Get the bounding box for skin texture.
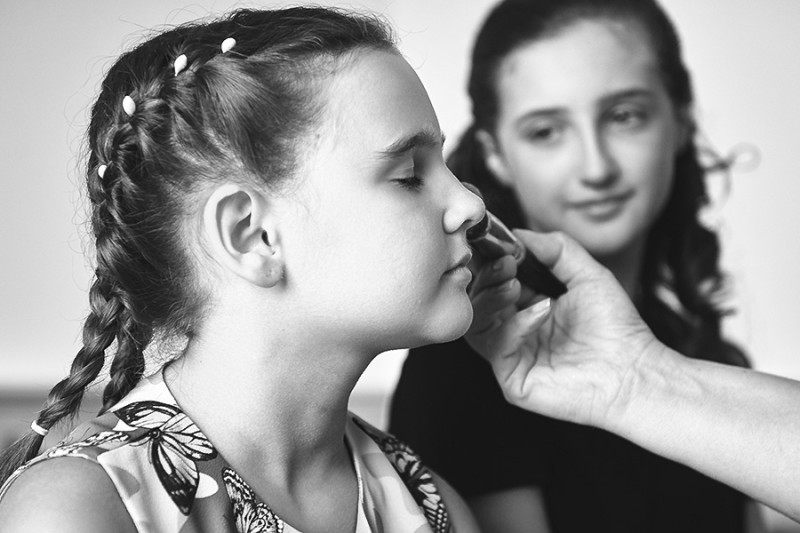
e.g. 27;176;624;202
0;49;484;533
470;229;794;526
0;459;137;532
479;19;685;291
464;18;764;533
274;50;486;353
469;19;684;532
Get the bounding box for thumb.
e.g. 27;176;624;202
477;297;553;362
512;230;606;287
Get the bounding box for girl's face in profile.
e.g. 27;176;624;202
481;18;686;260
279;50;484;352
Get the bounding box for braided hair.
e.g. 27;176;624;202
0;6;395;483
449;0;747;367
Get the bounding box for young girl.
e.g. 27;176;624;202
0;7;484;532
389;0;761;531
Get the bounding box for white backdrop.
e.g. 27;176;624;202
2;0;799;395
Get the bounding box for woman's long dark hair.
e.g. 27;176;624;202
0;6;395;485
450;0;747;367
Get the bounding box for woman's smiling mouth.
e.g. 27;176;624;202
569;191;634;220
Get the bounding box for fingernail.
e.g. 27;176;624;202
522;298;551;325
497;278;518;292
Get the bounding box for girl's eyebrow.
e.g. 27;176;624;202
377;129;446;160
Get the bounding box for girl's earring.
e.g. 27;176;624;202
260;231;283;283
261;231;277;255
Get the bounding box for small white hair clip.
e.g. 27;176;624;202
122;95;136;117
31;420;48;437
221;37;236;54
98;164;107;178
174;54;188;76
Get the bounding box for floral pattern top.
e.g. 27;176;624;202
0;372;452;533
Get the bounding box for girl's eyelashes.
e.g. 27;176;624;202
392;158;427;191
395;175;424;191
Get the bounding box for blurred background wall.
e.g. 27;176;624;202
2;0;799;527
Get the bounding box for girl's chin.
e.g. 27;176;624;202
439;312;474;343
417;312;473;347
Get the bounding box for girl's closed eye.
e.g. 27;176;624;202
392;159;426;191
395;173;424;191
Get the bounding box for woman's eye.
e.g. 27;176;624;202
608;106;647;129
523;124;563;144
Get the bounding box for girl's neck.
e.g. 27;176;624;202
162;321;370;532
162;315;371;481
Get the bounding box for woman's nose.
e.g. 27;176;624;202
580;130;618;187
444;178;486;234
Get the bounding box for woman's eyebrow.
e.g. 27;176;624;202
598;88;654;106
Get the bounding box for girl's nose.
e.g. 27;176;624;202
444;178;486;234
580;130;619;188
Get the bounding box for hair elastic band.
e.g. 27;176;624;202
174;54;188;76
122;95;136;117
221;37;236;54
30;420;48;437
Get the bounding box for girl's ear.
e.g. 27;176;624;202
203;184;283;288
476;129;513;186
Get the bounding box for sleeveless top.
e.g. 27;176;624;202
1;372;452;532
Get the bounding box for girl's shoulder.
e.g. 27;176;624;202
0;409;133;500
0;449;137;532
0;374;210;532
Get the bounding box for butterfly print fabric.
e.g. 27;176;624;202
0;371;453;532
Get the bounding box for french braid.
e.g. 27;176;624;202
0;6;395;484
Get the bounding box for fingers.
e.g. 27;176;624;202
469;254;517;295
513;230;608;287
469;287;520;336
469;281;519;335
511;230;565;268
493;298;552;360
467;295;552;363
468;254;518;335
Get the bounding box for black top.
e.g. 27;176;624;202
389;338;746;533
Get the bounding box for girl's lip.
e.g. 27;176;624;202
447;251;473;272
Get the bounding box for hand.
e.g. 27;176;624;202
467;230;664;429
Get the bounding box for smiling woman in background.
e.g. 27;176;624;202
389;0;763;531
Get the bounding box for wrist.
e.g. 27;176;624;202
597;331;679;437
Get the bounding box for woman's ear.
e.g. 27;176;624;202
674;105;694;153
476;129;513;186
202;184;283;288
